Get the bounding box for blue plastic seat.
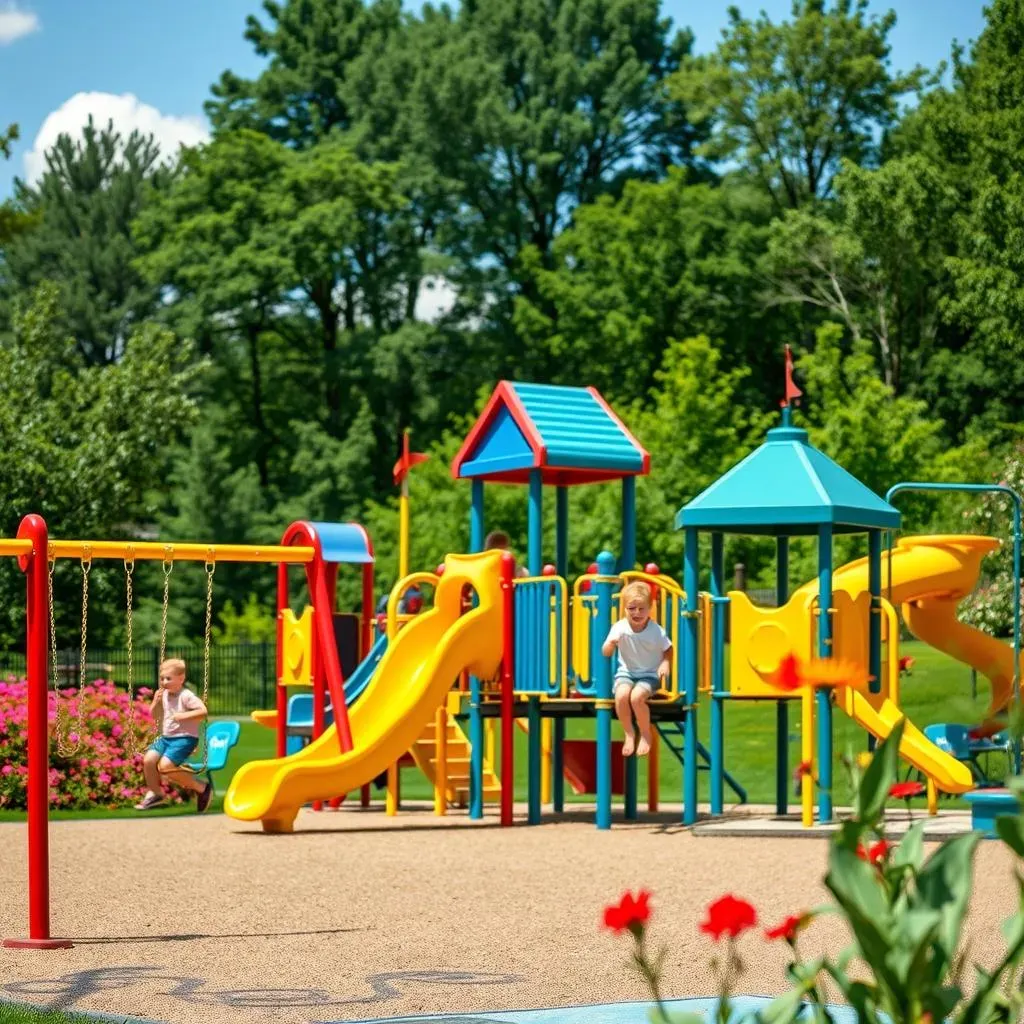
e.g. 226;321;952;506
924;723;972;760
184;720;241;789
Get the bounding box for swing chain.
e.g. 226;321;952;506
48;553;85;756
123;554;139;759
160;548;173;666
193;554;216;772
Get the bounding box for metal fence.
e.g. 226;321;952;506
0;643;277;716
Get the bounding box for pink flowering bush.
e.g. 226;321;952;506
0;676;184;810
960;443;1024;637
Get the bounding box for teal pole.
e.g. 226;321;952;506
555;486;569;577
553;484;568;812
527;696;542;824
624;751;638;819
595;550;617;829
621;477;637;572
553;718;565;812
469;478;485;819
867;529;882;755
710;533;725;815
817;524;834;824
776;536;789;816
528;470;543;576
683;528;699;825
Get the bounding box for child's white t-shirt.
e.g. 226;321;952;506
605;618;671;676
161;687;204;738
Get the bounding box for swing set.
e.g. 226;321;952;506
1;513;359;951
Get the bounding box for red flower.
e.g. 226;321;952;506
603;889;652;935
764;912;811;942
898;655;915;673
794;760;813;779
889;781;925;800
699;894;757;941
856;839;890;864
772;653;803;691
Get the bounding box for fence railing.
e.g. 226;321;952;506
0;643;277;716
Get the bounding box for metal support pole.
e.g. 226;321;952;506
595;550;617;830
817;525;834;824
683;528;699;825
710;533;725;815
621;476;637;573
776;535;789;816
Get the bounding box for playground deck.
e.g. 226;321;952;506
0;804;1017;1024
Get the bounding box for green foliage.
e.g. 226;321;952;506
674;0;927;209
214;594;277;645
515;172;782;401
960;443;1024;636
0;122;17;159
1;118;173;365
0;286;203;646
761;720;1024;1024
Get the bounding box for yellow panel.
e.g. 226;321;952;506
728;590;813;698
279;606;314;687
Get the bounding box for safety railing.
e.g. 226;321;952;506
513;576;568;696
385;571;439;640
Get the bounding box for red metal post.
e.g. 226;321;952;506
275;562;289;759
500;552;515;827
4;514;72;949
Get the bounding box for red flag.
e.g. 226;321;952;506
783;344;803;407
393;430;429;485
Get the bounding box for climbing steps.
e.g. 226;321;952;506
655;721;748;803
409;708;502;806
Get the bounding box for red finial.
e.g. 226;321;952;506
781;344;802;408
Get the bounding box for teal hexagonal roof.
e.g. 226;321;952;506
675;418;901;535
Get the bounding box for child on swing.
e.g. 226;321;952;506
135;658;213;812
602;581;671;757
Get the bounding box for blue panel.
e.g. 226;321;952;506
460;404;536;478
309;522;374;564
511;382;645;474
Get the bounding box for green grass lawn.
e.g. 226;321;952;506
0;639;1009;823
0;1001;117;1024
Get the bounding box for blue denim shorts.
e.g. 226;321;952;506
150;735;198;765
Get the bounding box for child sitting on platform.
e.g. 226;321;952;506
601;582;671;757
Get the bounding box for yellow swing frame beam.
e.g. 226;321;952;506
0;539;315;564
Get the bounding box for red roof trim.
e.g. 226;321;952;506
586;386;651;475
450;380;544;479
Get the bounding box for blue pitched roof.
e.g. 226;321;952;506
452;381;650;485
675;421;901;535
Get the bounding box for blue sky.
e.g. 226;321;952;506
0;0;989;200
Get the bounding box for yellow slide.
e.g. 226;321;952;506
799;534;1015;795
225;551;505;832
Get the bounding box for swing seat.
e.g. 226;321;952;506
183;720;241;788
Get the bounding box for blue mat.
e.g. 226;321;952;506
340;995;859;1024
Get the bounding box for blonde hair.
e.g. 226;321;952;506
160;658;187;679
620;581;653;610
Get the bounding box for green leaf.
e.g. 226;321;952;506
996;814;1024;857
892;819;925;872
856;718;905;823
915;832;983;972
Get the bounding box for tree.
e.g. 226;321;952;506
1;118;173;365
515;170;782;404
0;285;204;647
674;0;926;210
0;122;16;159
761;155;957;390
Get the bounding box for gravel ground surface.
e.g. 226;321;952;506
0;804;1018;1024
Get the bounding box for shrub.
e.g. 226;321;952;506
0;676;184;810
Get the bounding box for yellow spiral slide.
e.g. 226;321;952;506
225;551;505;832
801;534;1020;794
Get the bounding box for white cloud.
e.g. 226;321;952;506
24;92;209;184
0;2;39;45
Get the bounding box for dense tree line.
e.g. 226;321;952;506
1;0;1022;647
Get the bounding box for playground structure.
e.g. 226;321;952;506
224;379;1022;834
4;374;1024;951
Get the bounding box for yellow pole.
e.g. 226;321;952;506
386;761;399;816
485;718;496;769
927;777;938;816
434;705;447;816
541;717;553;805
398;476;410;581
801;687;814;828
